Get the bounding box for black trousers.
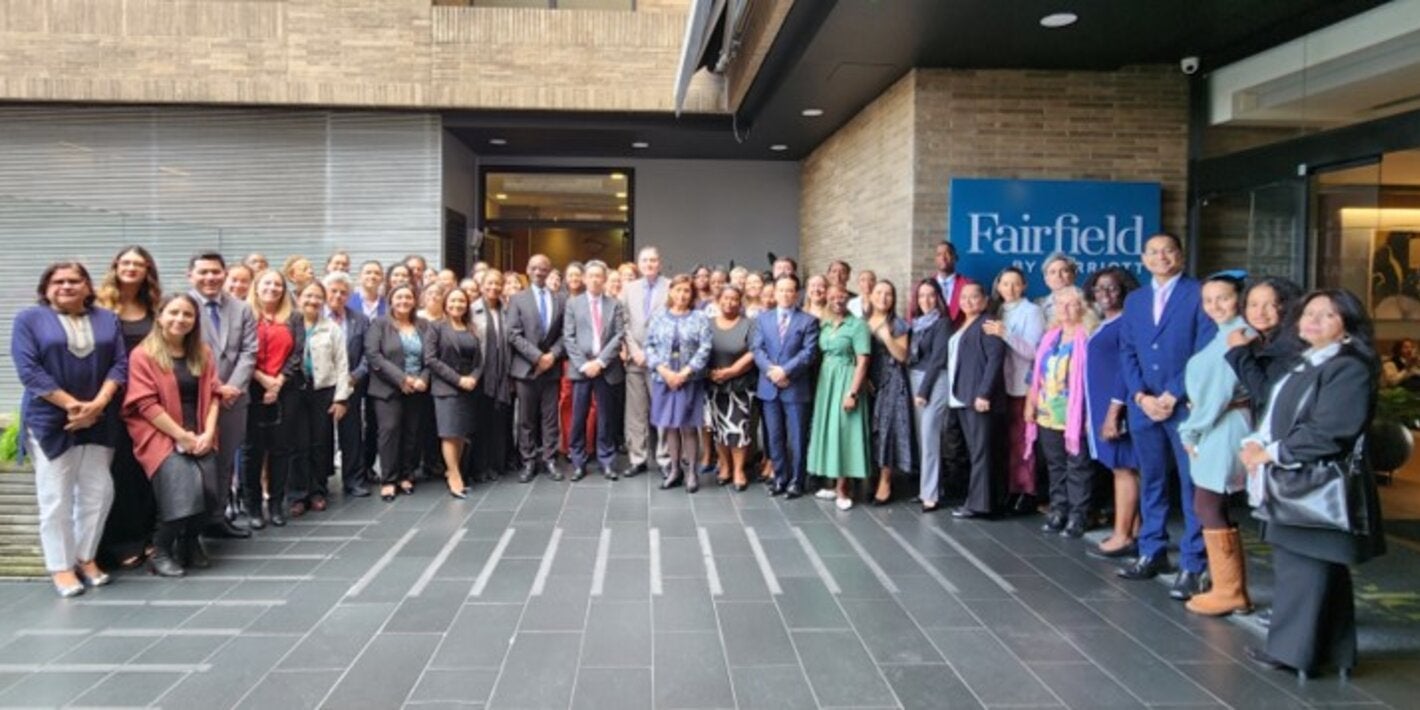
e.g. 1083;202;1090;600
338;385;369;492
241;382;300;515
372;391;428;485
98;425;155;566
1037;427;1093;520
1267;544;1357;673
362;392;379;471
418;392;443;479
570;376;621;470
288;386;336;503
941;406;971;500
515;375;560;467
473;392;512;478
954;407;998;514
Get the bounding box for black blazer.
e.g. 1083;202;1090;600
425;321;484;398
364;316;433;401
1262;346;1385;565
952;317;1005;405
907;317;952;396
506;286;566;381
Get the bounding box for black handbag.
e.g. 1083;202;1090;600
1262;434;1371;535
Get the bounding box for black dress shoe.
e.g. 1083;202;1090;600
547;465;565;482
149;552;185;578
768;483;785;497
1117;553;1171;581
345;483;371;498
951;507;982;519
1040;513;1067;533
785;485;803;499
206;521;252;539
603;469;620;482
248;516;267;531
626;462;647;478
269;513;287;528
1061;517;1086;539
1245;646;1313;681
1169;569;1207;601
571;467;587;482
518;466;538;483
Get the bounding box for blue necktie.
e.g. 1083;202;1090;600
538;288;550;332
207;301;222;336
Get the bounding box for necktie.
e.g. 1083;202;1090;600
538;288;550;332
1153;286;1166;325
643;277;655;319
778;311;790;340
591;297;603;352
207;300;222;336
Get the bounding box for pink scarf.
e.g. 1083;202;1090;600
1025;325;1089;456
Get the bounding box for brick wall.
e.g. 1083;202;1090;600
801;65;1189;294
799;73;916;291
912;66;1190;278
0;0;724;113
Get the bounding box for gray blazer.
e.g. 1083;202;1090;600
190;290;256;391
506;285;566;382
618;275;668;373
563;292;626;384
364;316;433;401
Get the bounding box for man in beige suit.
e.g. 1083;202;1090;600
619;245;670;476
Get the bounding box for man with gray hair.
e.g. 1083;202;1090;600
323;271;372;497
619;245;670;476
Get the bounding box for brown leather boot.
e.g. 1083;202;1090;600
1186;527;1253;616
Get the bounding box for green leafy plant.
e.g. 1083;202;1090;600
1377;388;1420;429
0;416;19;464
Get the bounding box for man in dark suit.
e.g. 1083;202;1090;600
187;253;256;538
322;271;372;498
752;274;820;498
564;260;626;481
932;240;974;503
1117;233;1217;599
508;253;566;482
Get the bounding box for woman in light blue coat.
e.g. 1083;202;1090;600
1178;273;1254;617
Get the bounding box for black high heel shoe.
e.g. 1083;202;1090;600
380;485;397;502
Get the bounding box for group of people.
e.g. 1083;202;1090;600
12;233;1387;682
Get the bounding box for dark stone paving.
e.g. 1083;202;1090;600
0;471;1416;709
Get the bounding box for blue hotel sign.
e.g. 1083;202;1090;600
948;178;1160;298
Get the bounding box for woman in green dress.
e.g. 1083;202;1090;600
807;284;872;510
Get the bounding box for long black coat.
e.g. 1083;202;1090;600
1262;345;1386;565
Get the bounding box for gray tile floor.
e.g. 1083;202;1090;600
0;472;1416;709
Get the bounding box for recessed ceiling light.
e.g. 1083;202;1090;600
770;144;788;152
615;191;628;198
495;193;508;200
489;138;507;146
631;141;650;149
801;108;824;117
1039;12;1077;28
610;172;626;180
618;205;628;212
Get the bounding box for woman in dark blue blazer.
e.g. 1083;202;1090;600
946;282;1005;518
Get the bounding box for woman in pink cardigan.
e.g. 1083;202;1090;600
123;293;222;577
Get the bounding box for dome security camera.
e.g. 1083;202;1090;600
1180;56;1200;75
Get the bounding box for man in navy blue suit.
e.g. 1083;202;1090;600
1116;233;1217;600
753;274;820;499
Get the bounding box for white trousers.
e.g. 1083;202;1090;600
31;441;115;572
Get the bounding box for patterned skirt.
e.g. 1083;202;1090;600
709;386;755;448
871;364;916;473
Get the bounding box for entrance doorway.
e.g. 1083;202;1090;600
479;167;633;273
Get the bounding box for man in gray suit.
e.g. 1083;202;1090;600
187;252;257;538
508;254;566;482
564;261;626;481
619;245;670;476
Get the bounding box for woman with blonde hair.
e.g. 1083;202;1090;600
242;269;300;528
281;255;316;294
